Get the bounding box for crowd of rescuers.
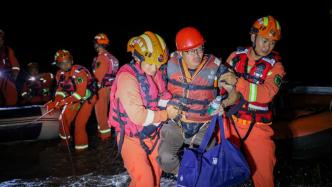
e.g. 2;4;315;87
0;15;285;187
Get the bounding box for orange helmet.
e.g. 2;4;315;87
176;27;205;51
94;33;109;45
54;49;72;64
127;31;168;66
250;15;281;41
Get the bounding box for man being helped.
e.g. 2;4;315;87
157;27;234;174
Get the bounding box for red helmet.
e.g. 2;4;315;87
54;49;72;64
250;15;281;41
176;27;205;51
94;33;109;45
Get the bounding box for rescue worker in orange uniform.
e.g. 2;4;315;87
20;62;54;105
92;33;119;140
0;29;20;106
220;15;286;187
108;31;175;187
46;49;96;151
157;27;233;174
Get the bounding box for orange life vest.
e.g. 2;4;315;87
167;52;221;122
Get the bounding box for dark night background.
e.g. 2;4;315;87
1;1;332;85
1;2;332;186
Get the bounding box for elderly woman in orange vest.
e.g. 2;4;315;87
45;49;96;151
108;31;176;187
220;15;286;187
92;33;119;140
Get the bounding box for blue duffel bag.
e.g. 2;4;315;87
177;115;250;187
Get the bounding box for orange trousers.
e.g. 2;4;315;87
59;99;95;150
118;135;162;187
0;77;17;106
95;87;111;140
224;117;276;187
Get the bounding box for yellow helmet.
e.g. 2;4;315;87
127;31;168;66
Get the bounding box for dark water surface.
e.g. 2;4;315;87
0;128;332;186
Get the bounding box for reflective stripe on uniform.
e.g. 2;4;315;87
55;91;67;98
12;67;20;70
98;126;111;134
59;133;71;140
73;92;82;100
249;83;257;102
42;88;49;94
75;144;88;150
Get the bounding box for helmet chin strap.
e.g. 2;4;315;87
252;35;262;58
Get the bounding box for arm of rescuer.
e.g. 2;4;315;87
226;52;286;103
45;70;89;111
8;47;20;80
93;54;109;87
116;72;168;126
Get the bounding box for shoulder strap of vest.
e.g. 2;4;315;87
236;47;248;55
129;63;158;107
116;98;126;156
261;54;276;66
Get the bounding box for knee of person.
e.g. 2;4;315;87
157;153;179;173
160;123;182;139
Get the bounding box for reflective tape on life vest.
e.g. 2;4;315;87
12;66;20;70
158;99;169;108
248;103;269;111
143;109;155;126
232;115;272;126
